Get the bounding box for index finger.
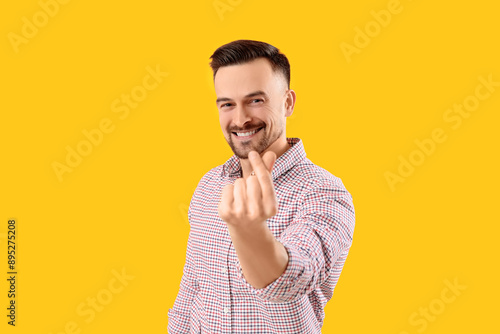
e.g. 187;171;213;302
248;150;276;202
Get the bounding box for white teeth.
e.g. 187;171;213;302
235;128;259;136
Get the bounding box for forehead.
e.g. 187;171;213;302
214;58;284;98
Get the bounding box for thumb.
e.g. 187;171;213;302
262;151;277;174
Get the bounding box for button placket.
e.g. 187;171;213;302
220;242;233;334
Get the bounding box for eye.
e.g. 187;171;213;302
251;99;263;103
220;103;232;108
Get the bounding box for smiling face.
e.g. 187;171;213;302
215;58;295;159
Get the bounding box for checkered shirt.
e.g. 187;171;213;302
168;137;355;333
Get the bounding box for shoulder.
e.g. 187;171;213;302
292;159;355;234
187;164;225;220
201;164;224;184
286;157;351;196
191;163;225;195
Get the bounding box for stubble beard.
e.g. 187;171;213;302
226;124;283;159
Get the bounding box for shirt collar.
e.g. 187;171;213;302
221;137;306;180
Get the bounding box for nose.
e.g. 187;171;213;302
232;105;252;128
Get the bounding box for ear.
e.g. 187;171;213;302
284;89;296;117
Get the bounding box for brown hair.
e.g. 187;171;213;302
209;39;291;89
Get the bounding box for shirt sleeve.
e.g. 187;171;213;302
236;177;355;303
168;198;200;332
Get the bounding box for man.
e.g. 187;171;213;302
168;40;355;333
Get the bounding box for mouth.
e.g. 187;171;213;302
232;127;264;140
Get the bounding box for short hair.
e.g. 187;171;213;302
209;39;291;89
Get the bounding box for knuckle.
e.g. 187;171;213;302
236;206;247;217
265;203;278;217
247;210;259;221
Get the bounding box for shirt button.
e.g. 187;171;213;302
223;307;230;314
222;268;228;274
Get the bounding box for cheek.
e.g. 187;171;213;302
219;114;229;127
259;105;277;123
220;118;234;137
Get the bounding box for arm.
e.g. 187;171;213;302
248;182;355;303
218;150;355;302
226;219;288;289
228;174;355;303
219;150;286;289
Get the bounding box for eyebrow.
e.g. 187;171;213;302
216;90;269;104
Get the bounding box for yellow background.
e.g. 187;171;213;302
1;0;499;333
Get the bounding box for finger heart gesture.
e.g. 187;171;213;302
218;150;279;228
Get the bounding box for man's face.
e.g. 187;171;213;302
214;58;293;159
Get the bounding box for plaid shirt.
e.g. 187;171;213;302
168;137;355;333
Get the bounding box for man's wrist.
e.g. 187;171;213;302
227;221;288;289
226;220;270;243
